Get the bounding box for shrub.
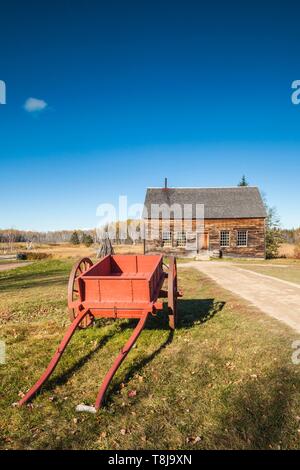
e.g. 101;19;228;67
266;229;283;259
17;252;51;260
16;253;27;260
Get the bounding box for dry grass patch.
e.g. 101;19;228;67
0;242;144;261
279;243;297;258
31;242;143;259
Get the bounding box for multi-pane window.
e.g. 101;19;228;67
237;230;248;247
162;231;172;247
220;230;230;247
176;231;186;247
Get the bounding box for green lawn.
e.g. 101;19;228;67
212;257;300;285
1;260;300;450
215;257;300;266
234;265;300;285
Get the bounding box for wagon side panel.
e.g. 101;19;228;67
84;279;100;301
98;279;134;302
148;257;164;301
131;279;150;302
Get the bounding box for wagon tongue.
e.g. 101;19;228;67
75;404;97;414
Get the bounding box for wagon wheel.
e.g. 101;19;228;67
168;256;178;330
68;257;94;329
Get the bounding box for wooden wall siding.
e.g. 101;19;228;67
144;218;266;259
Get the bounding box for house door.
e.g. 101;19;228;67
197;232;209;251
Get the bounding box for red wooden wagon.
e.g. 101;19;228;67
18;254;181;411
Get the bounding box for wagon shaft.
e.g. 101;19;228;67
18;255;181;410
94;311;150;409
18;308;90;407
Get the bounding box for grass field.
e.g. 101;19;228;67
215;257;300;266
235;265;300;285
215;257;300;285
0;242;144;260
1;260;300;450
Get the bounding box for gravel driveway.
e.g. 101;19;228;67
185;261;300;333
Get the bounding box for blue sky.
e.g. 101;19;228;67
0;0;300;230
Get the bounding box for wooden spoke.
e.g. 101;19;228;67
67;257;94;329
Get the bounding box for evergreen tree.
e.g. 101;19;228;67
262;194;283;259
70;231;80;245
238;175;249;186
81;232;93;247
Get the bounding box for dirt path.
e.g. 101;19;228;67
185;261;300;333
0;262;32;272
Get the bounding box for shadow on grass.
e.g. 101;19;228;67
0;263;70;293
101;298;225;405
0;270;68;293
0;277;69;293
142;298;226;330
178;298;225;328
43;321;131;392
213;366;300;449
37;298;225;404
106;329;175;404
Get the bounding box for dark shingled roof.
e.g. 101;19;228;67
143;187;267;219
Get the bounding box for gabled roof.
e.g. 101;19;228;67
143;186;267;219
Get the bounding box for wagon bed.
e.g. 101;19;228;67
76;254;166;318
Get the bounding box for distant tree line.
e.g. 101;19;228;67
0;221;142;248
0;229;97;245
98;220;141;245
280;228;300;244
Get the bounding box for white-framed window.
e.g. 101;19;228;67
176;231;186;247
220;230;230;247
162;231;172;247
237;230;248;247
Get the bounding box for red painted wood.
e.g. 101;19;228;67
78;255;164;310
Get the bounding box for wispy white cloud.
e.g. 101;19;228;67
24;97;48;113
